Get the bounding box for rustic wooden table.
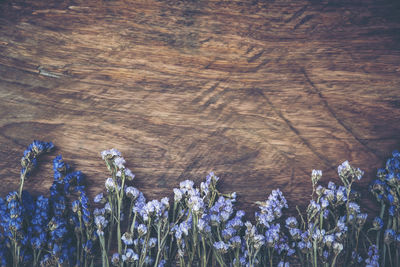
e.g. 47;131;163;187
1;0;399;215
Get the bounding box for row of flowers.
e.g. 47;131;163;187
0;140;399;267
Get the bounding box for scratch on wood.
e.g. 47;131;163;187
37;66;61;79
285;5;308;23
293;14;314;30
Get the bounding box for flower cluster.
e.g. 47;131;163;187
288;164;372;267
19;140;54;199
0;141;95;267
2;141;400;267
369;150;400;267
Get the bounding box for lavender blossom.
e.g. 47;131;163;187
125;186;140;200
213;241;230;254
122;232;134;245
365;245;379;267
94;192;104;203
122;249;139;262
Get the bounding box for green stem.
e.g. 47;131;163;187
376;203;386;250
117;174;126;257
313;240;318;267
202;237;207;267
388;244;393;267
268;248;273;267
331;254;338;267
154;222;162;267
383;243;386;267
100;234;109;267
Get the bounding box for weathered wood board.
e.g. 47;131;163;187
1;0;400;215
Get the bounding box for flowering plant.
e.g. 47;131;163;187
0;141;399;267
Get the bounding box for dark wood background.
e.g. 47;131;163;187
1;0;400;215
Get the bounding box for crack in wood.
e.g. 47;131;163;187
301;68;380;159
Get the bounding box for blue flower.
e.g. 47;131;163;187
122;232;134;245
122;249;139;262
83;240;93;254
21;141;54;179
51;195;66;217
348;202;360;214
213;241;230;254
111;253;120;266
53;155;70;181
226;216;243;230
387;193;394;204
389;205;395;216
222;227;236;240
278;261;290;267
94;192;104;203
365;245;379;266
230;236;242;248
285;217;298;229
384;229;396;244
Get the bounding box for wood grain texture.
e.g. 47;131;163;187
1;0;400;215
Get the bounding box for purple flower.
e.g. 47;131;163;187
148;237;157;248
94;192;104;203
230;236;241;248
278;261;290;267
338;160;351;177
125;187;140;200
285;217;298;228
348;202;360;214
122;232;134;245
113;157;126;169
289;228;301;240
384;229;396;244
111;253;120;266
222;227;236;240
213;241;230;254
365;245;379;267
122;249;139;262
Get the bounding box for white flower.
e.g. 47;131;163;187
333;242;343;254
173;188;183;202
95;215;108;229
105;178;115;191
101;148;121;159
179;180;194;191
111;253;120;265
161;197;169;208
138;224;147;236
311;169;322;184
114;157;126;169
124;168;135;180
122;249;139;262
105;202;112;213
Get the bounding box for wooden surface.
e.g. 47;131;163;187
1;0;400;215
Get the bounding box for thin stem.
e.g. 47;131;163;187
313;240;318;267
388;244;393;267
331;254;338;267
18;168;27;201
